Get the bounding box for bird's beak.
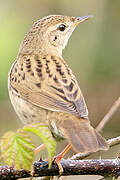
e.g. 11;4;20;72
73;15;93;27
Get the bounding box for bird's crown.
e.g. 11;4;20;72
19;15;92;57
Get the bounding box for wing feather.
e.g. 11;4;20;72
10;55;88;118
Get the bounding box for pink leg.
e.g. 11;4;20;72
54;144;71;175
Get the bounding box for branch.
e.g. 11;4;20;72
96;97;120;132
33;158;120;178
1;158;120;179
0;165;31;179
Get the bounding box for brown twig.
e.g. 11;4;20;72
0;165;31;179
107;136;120;147
1;158;120;179
96;97;120;132
33;158;120;178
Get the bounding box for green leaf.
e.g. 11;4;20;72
24;123;56;168
1;129;35;170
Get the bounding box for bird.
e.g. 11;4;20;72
8;15;109;162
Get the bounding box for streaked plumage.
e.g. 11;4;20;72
8;15;109;153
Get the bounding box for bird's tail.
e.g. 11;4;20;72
59;115;109;153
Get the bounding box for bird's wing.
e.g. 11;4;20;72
10;54;88;118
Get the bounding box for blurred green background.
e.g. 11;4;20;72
0;0;120;179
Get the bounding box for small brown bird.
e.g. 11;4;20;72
8;15;109;156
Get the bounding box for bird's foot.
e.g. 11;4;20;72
53;144;71;175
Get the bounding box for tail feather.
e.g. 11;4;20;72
94;130;109;150
60;116;109;153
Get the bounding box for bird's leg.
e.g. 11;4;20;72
34;143;45;153
53;144;71;175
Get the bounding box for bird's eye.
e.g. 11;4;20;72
58;24;66;31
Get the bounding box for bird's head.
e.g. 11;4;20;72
20;15;93;56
